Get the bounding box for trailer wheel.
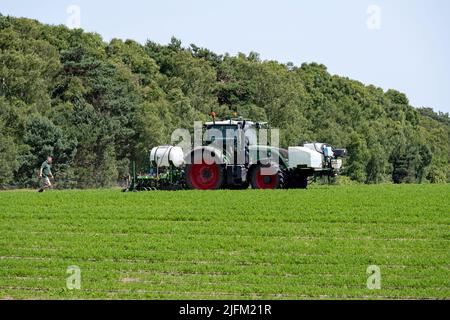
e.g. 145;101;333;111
186;162;224;190
297;176;308;189
250;164;285;189
288;175;308;189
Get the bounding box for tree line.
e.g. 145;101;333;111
0;14;449;188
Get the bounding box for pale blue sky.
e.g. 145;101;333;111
1;0;449;113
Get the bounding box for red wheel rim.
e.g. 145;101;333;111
189;163;221;190
255;168;278;189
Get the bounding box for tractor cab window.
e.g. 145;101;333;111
205;124;241;144
205;124;245;159
245;128;257;146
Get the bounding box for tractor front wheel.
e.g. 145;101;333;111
186;162;224;190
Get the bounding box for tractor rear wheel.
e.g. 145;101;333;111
186;162;224;190
250;163;285;189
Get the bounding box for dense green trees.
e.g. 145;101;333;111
0;15;449;188
19;115;77;186
0;119;19;185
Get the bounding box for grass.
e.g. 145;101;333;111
0;184;449;300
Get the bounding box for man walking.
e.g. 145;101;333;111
38;156;54;192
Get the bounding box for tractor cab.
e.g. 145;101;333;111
204;119;266;145
203;118;265;165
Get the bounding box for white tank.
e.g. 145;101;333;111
288;146;324;169
304;143;324;153
150;146;185;168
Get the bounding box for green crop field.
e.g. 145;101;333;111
0;184;449;300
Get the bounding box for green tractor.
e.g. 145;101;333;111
125;116;346;191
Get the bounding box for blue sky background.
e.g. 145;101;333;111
1;0;449;113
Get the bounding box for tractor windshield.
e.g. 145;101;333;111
204;124;239;143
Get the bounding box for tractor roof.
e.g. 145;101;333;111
205;119;266;127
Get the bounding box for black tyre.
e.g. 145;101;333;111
288;175;308;189
297;176;308;189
